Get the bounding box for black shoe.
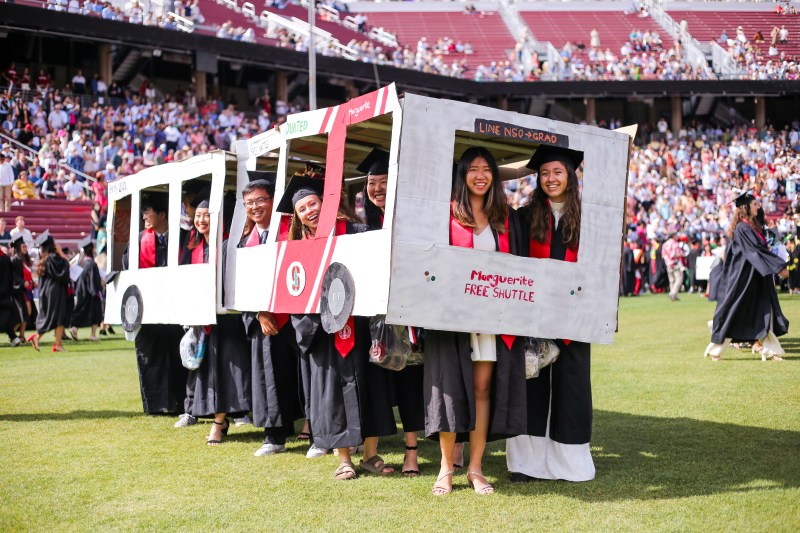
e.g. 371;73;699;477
107;326;116;334
510;472;533;483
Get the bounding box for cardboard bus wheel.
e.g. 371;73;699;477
320;262;355;334
120;285;144;333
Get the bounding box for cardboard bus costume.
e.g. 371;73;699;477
105;85;630;345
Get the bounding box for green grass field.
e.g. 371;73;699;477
1;293;799;532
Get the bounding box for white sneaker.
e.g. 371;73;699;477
306;443;330;458
173;413;197;428
234;414;252;427
254;443;286;457
10;337;21;347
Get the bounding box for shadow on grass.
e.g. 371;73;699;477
0;410;141;422
490;409;800;500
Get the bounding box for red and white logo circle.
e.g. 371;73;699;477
286;261;306;297
337;323;352;340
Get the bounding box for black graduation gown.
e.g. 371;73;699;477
291;221;397;450
652;246;669;290
70;257;103;328
707;260;724;302
423;210;528;440
9;256;29;325
188;314;252;417
516;204;593;445
788;249;800;291
182;239;253;417
365;214;425;434
35;255;71;334
711;223;789;344
0;254;20;339
621;246;635;296
237;232;304;437
123;231;188;415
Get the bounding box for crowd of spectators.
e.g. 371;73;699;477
45;0;201;31
716;23;799;80
505;121;800;248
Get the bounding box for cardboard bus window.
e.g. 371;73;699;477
139;186;170;268
180;176;212;265
112;196;131;272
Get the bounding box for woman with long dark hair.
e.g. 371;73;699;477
28;231;71;352
280;172;397;481
180;198;252;446
704;192;790;361
358;149;425;477
506;145;596;483
9;236;31;341
426;146;527;496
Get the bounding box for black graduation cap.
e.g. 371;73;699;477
526;145;584;172
733;190;756;207
34;229;53;247
275;174;325;214
10;234;24;249
78;235;93;252
183;179;209;196
247;170;277;197
356;148;390;176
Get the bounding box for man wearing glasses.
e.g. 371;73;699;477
239;172;304;458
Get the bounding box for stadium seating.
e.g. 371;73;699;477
363;9;516;74
519;10;675;62
0;199;94;244
668;10;800;60
196;0;281;45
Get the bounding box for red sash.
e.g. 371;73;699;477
449;213;515;350
139;229;157;269
334;218;355;357
529;211;578;345
529;203;579;263
190;240;205;265
278;215;291;241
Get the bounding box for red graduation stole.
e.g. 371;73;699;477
449;212;516;350
333;219;355;357
529;207;578;345
190;237;206;265
139;229;157;269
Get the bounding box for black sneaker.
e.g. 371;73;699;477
509;472;533;483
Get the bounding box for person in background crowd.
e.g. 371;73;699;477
9;216;33;249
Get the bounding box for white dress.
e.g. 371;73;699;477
469;227;497;362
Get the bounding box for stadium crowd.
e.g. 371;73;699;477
31;0;800;82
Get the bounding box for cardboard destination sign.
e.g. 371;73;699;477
474;119;569;147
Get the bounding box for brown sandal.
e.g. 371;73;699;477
359;455;395;475
466;470;495;495
334;461;357;480
432;470;454;496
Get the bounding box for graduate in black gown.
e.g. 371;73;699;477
8;236;31;343
506;145;595;483
69;236;104;341
122;193;189;415
705;192;790;361
788;236;800;294
237;172;304;457
0;241;22;347
180;198;252;446
426;147;527;496
359;148;426;477
280;173;396;481
30;230;71;352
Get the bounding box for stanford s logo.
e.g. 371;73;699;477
286;261;306;297
337;323;352;340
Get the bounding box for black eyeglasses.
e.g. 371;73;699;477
243;196;271;209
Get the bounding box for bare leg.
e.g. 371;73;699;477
207;413;227;446
54;326;65;351
402;431;419;476
433;431;456;494
90;325;98;340
468;361;494;493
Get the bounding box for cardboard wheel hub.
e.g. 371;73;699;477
121;285;144;332
320;262;355;334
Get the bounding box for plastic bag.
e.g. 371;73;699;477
523;338;560;379
369;315;411;371
180;326;208;370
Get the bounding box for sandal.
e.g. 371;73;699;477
206;419;230;446
431;470;454;496
754;346;784;361
402;445;420;477
296;431;311;441
26;333;39;351
360;454;395;475
466;470;495;495
333;461;357;481
69;327;79;341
